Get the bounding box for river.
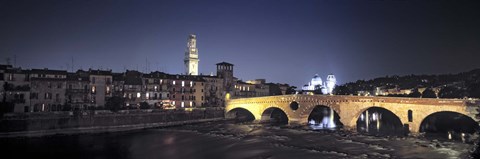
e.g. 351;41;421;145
1;120;474;159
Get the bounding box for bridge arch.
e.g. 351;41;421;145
261;106;289;124
225;108;256;122
307;105;343;128
355;106;404;135
419;111;479;137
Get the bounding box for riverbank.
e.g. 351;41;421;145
0;108;225;138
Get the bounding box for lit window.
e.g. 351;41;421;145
106;86;110;94
181;102;184;108
92;86;96;94
137;92;141;98
146;93;149;100
172;101;175;105
190;81;193;87
173;81;176;85
160;79;163;84
189;101;193;107
182;81;185;87
154;86;158;91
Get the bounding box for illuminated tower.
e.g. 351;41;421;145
325;74;336;94
184;34;199;75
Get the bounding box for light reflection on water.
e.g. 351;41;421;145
0;121;475;159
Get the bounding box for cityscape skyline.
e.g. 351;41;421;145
1;0;480;88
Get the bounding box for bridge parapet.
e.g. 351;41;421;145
228;94;477;107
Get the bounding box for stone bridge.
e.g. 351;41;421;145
225;94;480;133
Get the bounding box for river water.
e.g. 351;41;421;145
1;120;475;159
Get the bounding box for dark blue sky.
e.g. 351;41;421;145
1;0;479;88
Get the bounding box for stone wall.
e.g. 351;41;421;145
0;108;224;133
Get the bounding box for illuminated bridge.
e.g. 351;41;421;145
226;95;480;134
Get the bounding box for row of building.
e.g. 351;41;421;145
0;62;290;113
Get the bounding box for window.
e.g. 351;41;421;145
106;86;111;94
91;77;96;84
30;93;38;99
408;110;413;122
45;93;52;99
91;86;96;94
146;93;149;100
182;95;184;100
57;83;62;89
182;81;185;87
137;92;141;98
173;81;176;85
48;82;52;88
181;101;184;108
190;81;193;87
154;86;158;91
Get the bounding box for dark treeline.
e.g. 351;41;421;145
334;69;480;99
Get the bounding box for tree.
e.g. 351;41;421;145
333;85;353;95
105;96;125;112
421;88;437;98
139;102;150;109
438;86;467;99
313;85;323;94
468;83;480;98
408;89;421;98
267;83;282;95
285;86;297;94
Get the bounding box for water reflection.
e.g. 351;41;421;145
308;106;342;130
356;107;404;136
309;108;336;130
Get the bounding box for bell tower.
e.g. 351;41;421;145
184;34;199;75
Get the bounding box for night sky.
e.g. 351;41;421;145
1;0;479;88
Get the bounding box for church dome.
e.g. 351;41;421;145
311;74;323;86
